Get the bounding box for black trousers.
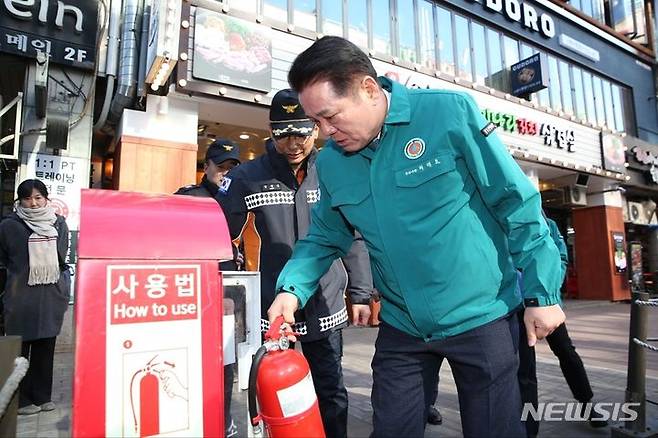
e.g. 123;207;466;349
19;337;56;408
301;330;348;438
518;310;594;437
224;364;234;431
371;315;525;438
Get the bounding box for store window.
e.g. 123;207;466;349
574;0;606;24
348;0;368;48
502;36;519;93
294;0;317;31
230;0;257;14
547;55;562;112
437;6;455;76
602;80;616;129
611;84;626;132
582;71;598;125
372;0;392;54
454;14;472;81
571;67;587;121
592;75;606;127
264;0;287;22
485;29;503;90
471;22;487;85
398;0;418;63
558;61;574;115
418;0;436;69
611;0;647;43
323;0;343;36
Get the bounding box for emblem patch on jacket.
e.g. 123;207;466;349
219;177;232;194
481;122;497;137
404;138;425;160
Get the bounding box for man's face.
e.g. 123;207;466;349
205;159;239;185
271;126;319;166
299;76;383;153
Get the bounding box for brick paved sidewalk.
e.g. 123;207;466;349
15;299;658;437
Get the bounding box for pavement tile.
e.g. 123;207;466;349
14;300;658;438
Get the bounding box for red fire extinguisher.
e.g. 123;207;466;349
249;316;326;438
130;355;162;437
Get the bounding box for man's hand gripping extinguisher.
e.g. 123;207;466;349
248;316;326;437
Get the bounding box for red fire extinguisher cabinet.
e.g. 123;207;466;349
72;189;232;437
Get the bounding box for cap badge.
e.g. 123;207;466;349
282;104;298;114
404;138;425;160
222;145;234;151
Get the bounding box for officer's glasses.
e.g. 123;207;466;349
276;135;314;148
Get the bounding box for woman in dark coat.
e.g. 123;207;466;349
0;179;70;415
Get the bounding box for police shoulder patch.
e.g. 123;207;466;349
219;177;232;194
481;122;497;137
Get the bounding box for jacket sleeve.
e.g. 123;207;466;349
57;217;70;267
456;93;562;306
341;232;373;305
276;175;356;307
545;218;568;284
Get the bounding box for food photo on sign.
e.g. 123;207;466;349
192;8;272;92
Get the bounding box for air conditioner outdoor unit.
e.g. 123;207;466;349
563;186;587;206
623;203;631;222
628;202;648;225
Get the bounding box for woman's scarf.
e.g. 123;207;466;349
14;202;60;285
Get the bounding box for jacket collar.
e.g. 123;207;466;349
200;175;219;197
378;76;411;125
355;77;411;160
265;139;317;188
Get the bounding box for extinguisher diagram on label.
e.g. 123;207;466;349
276;372;317;417
123;349;191;437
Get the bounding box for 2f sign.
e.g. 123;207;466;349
64;46;86;62
3;0;85;33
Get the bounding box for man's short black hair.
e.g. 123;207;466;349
288;36;378;96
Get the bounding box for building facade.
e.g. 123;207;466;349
3;0;658;300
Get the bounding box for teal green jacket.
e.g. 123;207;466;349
276;77;562;340
545;217;568;283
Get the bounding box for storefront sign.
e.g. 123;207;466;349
612;232;627;274
192;8;272;92
601;133;626;173
24;153;87;231
629;241;644;290
382;60;606;171
510;53;548;96
481;108;576;152
469;0;555;38
0;0;98;69
559;34;600;62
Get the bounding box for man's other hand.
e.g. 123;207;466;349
351;304;371;326
524;304;566;347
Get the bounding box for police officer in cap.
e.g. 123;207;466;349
175;138;241;197
174;137;241;437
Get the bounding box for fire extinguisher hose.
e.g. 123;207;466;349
248;344;268;429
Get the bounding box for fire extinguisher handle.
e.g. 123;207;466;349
265;315;285;340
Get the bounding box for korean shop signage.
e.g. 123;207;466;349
0;0;98;69
481;108;576;152
469;0;555;38
510;53;548;97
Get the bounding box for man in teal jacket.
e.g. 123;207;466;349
269;36;566;437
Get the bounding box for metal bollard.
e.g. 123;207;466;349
626;291;648;433
0;336;22;438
